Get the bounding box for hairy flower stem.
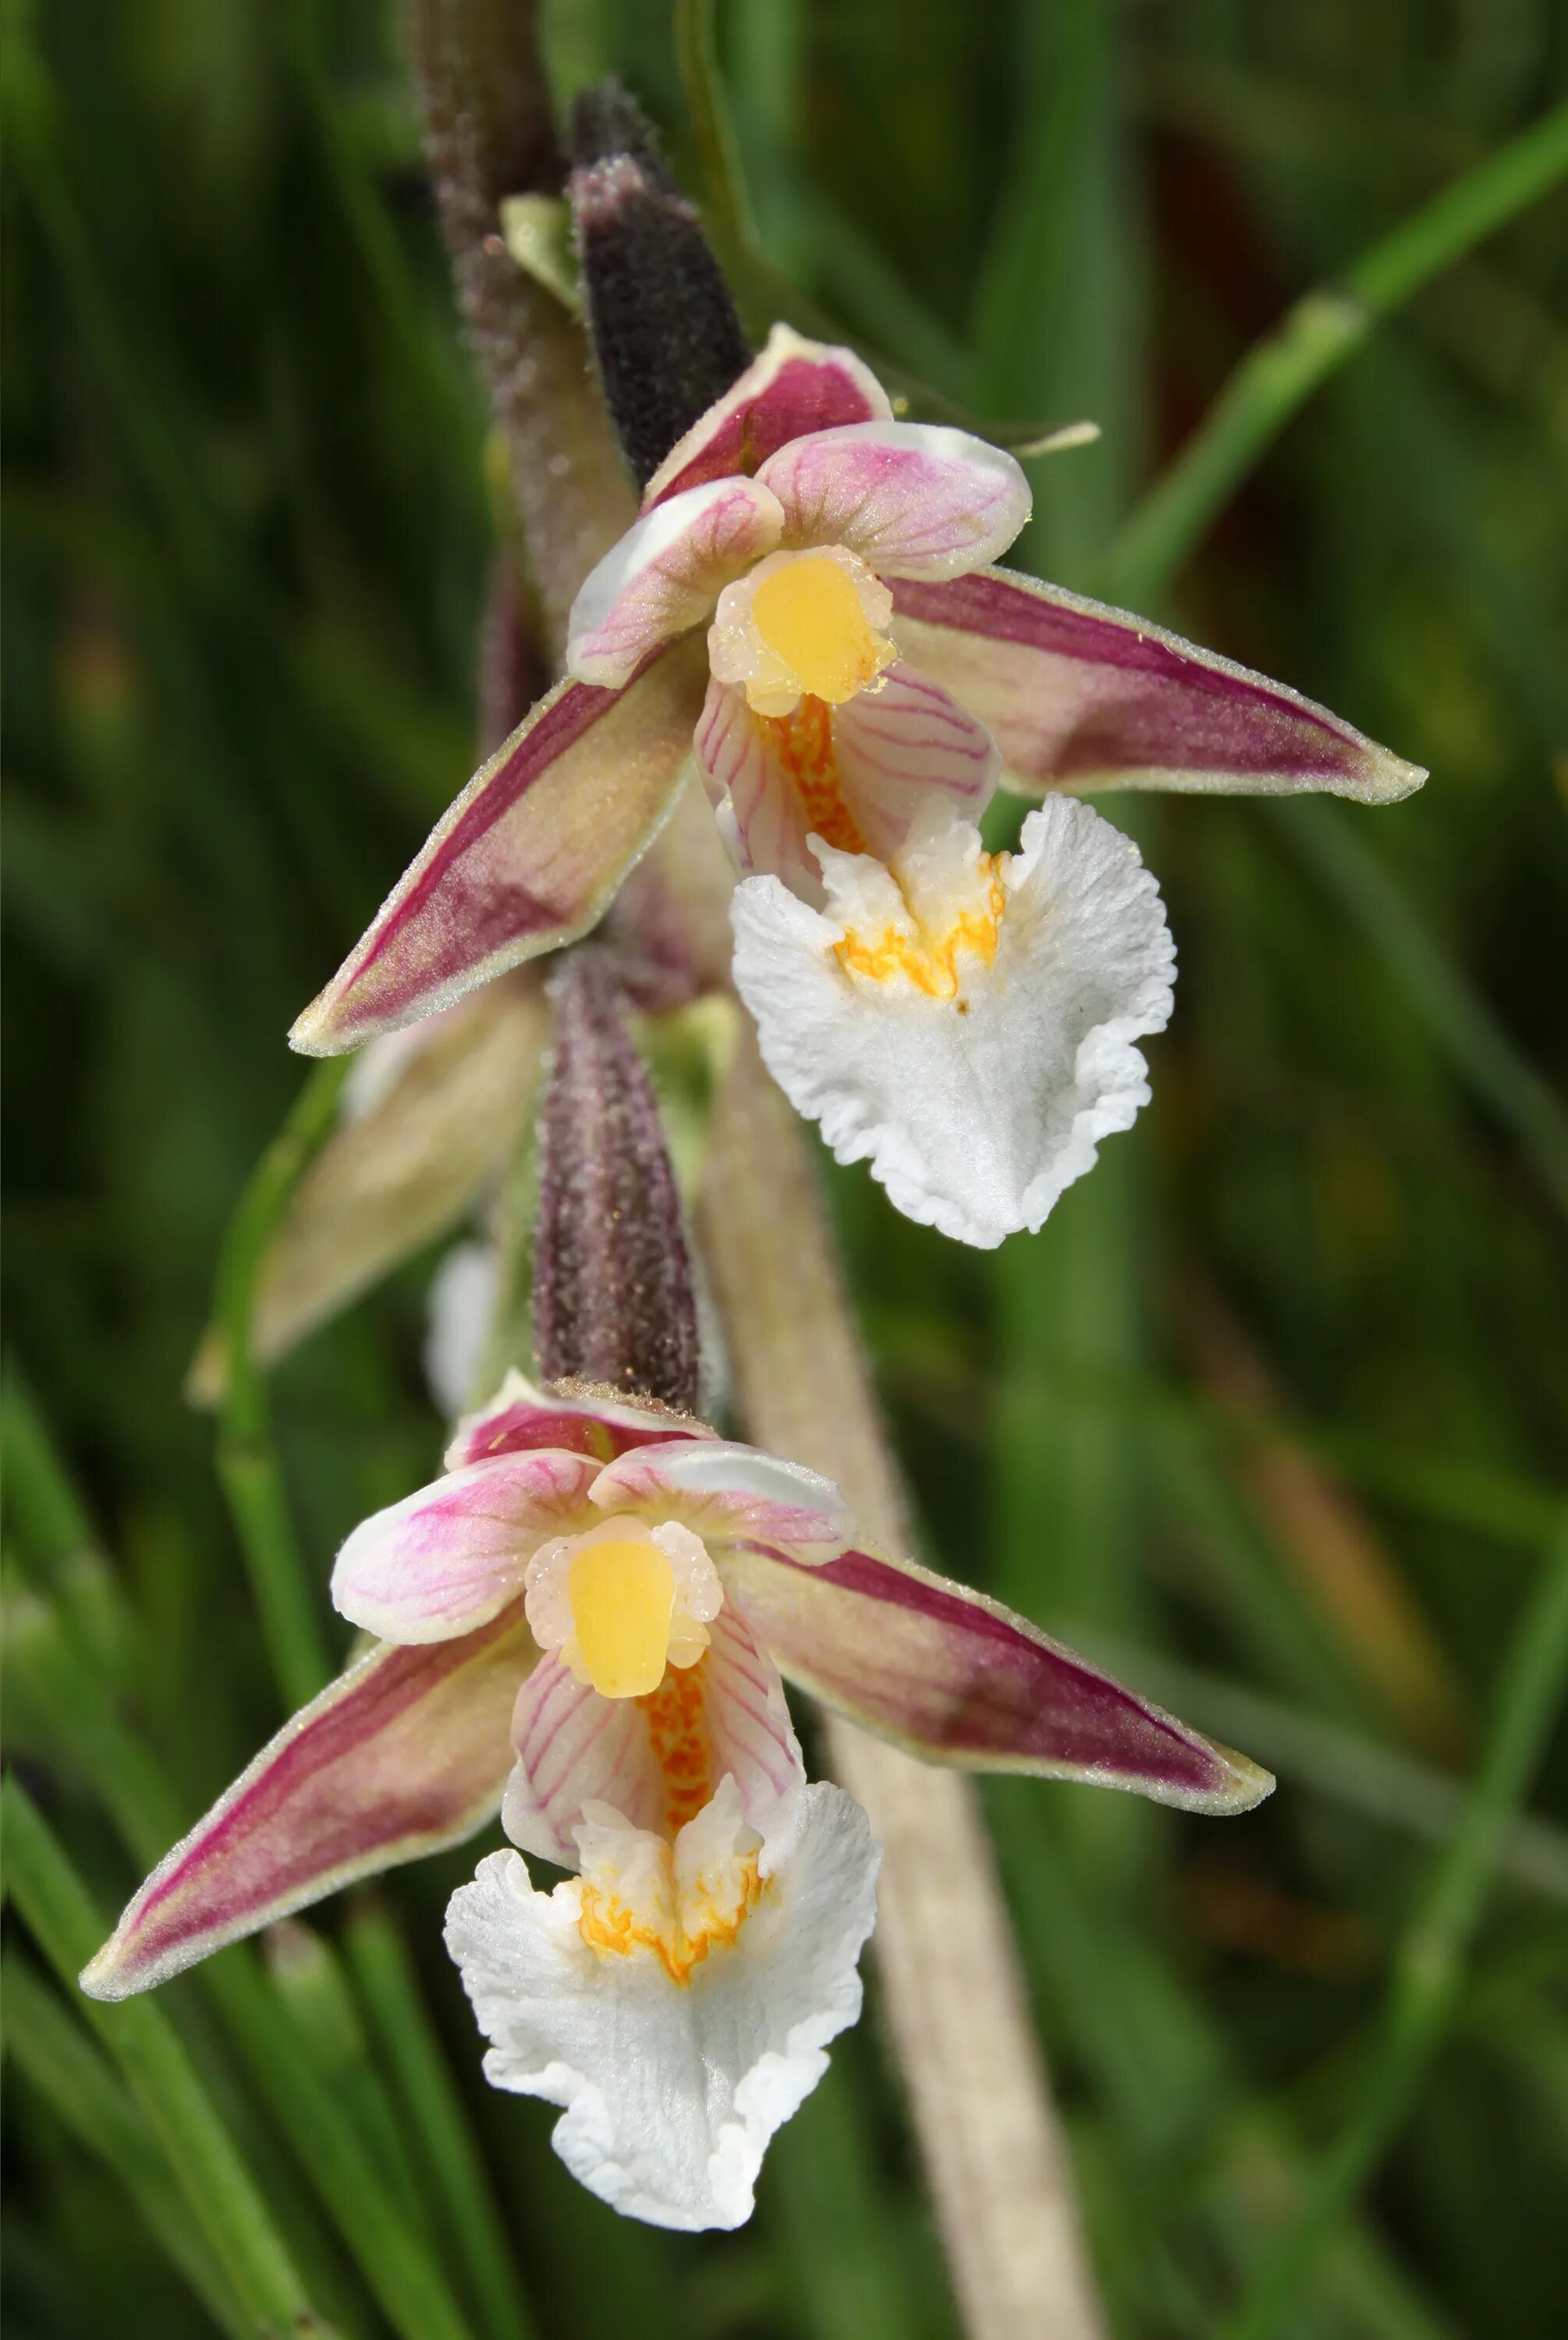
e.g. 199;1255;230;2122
409;0;635;658
701;1032;1107;2340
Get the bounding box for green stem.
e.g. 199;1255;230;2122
1221;1510;1568;2339
2;1362;97;1564
674;0;757;248
346;1899;537;2340
215;1057;350;1710
1102;101;1568;607
4;1777;329;2338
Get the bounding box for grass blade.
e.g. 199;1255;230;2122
1221;1509;1568;2337
4;1776;332;2338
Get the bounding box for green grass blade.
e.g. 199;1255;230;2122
1270;799;1568;1228
1103;101;1568;606
215;1057;350;1710
2;1953;253;2340
346;1898;538;2340
1222;1509;1568;2337
4;1776;332;2338
5;1546;491;2340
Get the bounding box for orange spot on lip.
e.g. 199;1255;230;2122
576;1647;770;1985
758;696;868;856
834;857;1008;998
576;1856;764;1987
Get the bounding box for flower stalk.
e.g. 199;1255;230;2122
402;16;1125;2310
701;1030;1108;2340
409;0;634;657
57;0;1284;2288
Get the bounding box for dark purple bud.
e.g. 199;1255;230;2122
569;80;750;489
533;950;701;1411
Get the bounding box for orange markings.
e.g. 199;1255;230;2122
639;1658;715;1838
574;1649;770;1985
576;1854;764;1987
758;697;869;856
834;856;1007;998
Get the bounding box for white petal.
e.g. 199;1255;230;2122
566;476;785;687
445;1777;879;2230
591;1436;855;1558
502;1602;804;1866
730;797;1176;1248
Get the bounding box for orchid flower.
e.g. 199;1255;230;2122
82;1368;1271;2224
287;324;1423;1248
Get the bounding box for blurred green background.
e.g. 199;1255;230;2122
5;2;1567;2335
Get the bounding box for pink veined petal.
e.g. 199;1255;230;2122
590;1438;854;1564
694;664;999;902
697;683;824;898
502;1603;804;1866
831;664;999;841
642;323;893;509
566;476;786;687
79;1603;534;2000
890;568;1427;804
446;1369;718;1472
722;1546;1275;1815
288;637;709;1057
332;1450;599;1644
757;421;1031;580
695;677;823;900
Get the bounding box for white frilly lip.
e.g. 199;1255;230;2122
729;795;1176;1248
445;1775;880;2231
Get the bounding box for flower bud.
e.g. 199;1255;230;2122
533;950;701;1410
569;80;750;488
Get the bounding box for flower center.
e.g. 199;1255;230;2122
760;697;870;856
835;849;1008;1000
709;545;895;719
750;556;886;707
524;1514;725;1699
571;1781;766;1987
568;1537;676;1699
